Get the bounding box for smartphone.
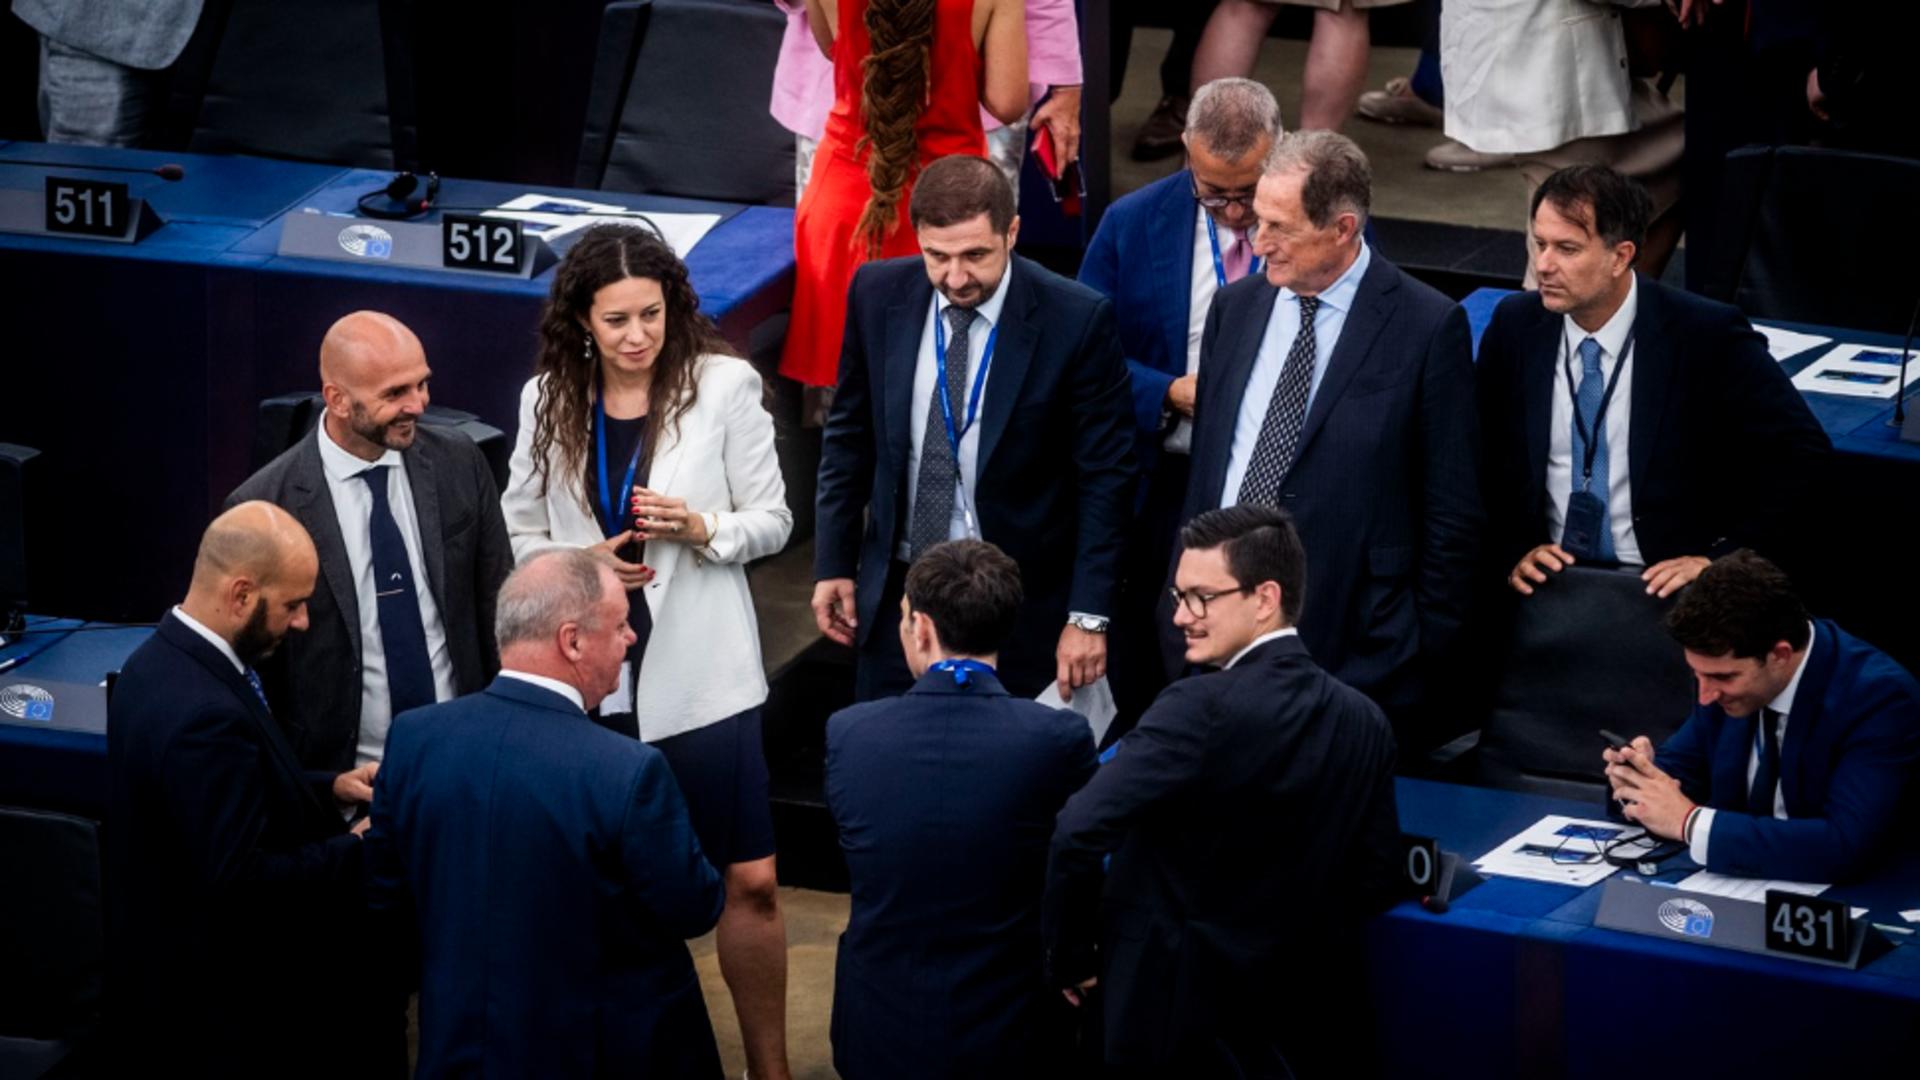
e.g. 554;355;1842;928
1599;729;1632;751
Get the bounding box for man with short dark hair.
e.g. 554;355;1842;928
1176;130;1481;746
1604;550;1920;883
814;154;1136;701
365;549;726;1076
825;539;1096;1078
1479;165;1829;601
1047;505;1401;1077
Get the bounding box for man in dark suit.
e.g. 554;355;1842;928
1046;506;1401;1077
230;310;513;780
826;539;1096;1079
1479;165;1830;602
1606;550;1920;883
814;154;1135;701
1080;77;1280;724
1178;130;1481;741
365;548;726;1078
107;502;385;1076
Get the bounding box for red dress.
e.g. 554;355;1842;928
779;0;988;388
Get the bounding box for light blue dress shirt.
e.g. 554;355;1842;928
1220;242;1373;506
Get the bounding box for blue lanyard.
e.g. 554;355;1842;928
593;377;645;539
1205;213;1261;289
932;309;998;463
930;658;995;687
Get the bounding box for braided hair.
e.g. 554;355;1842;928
855;0;937;258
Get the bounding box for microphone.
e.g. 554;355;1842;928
0;156;184;181
1887;290;1920;429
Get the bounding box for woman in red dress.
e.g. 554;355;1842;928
779;0;1027;390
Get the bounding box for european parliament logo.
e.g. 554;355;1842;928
0;683;54;722
337;223;394;260
1657;897;1715;939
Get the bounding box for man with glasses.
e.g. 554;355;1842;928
1044;505;1401;1077
1079;77;1282;729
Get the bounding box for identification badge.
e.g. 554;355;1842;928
1563;489;1607;559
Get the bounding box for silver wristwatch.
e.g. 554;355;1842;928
1066;614;1110;634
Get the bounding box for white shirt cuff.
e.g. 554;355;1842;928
1688;807;1716;866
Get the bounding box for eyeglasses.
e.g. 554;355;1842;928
1167;584;1253;618
1191;182;1256;211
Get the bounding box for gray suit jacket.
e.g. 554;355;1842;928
14;0;207;70
229;424;513;773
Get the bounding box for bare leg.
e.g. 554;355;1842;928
1190;0;1280;90
1299;2;1371;131
717;856;789;1080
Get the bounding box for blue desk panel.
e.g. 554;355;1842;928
0;617;150;820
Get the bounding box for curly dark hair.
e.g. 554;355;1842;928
855;0;936;258
1665;550;1812;659
530;224;734;513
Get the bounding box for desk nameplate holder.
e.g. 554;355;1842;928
278;212;557;279
1594;876;1880;970
0;179;164;244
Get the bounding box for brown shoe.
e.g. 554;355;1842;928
1357;77;1443;127
1131;95;1189;162
1422;138;1515;173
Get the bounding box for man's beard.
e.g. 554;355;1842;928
350;401;416;450
231;597;282;666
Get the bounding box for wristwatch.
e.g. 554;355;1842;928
1066;613;1110;634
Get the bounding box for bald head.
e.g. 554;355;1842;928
319;311;432;460
183;502;319;662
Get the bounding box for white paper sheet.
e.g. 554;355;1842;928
1901;910;1920;924
481;194;722;258
1472;815;1626;888
1673;872;1868;919
1754;323;1831;362
1035;675;1117;747
1790;342;1920;399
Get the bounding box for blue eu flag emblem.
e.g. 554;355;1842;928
24;700;52;720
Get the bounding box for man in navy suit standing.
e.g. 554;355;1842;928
107;502;386;1076
1177;130;1482;748
1606;551;1920;883
825;539;1095;1078
1080;77;1281;725
814;153;1136;702
365;549;726;1078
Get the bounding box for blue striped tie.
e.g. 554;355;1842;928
1569;336;1615;561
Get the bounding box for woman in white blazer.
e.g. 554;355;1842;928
501;224;795;1079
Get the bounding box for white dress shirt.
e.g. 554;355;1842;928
1225;627;1300;670
170;605;243;674
1546;273;1642;566
1689;622;1816;865
497;669;586;713
1166;205;1247;455
899;265;1013;559
1220;242;1372;506
317;422;457;766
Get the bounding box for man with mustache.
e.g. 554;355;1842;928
230;311;512;783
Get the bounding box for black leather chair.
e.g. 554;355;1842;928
576;0;795;206
1697;145;1920;337
1459;567;1696;801
250;392;511;492
0;807;103;1079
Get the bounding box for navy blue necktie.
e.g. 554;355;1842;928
359;465;436;717
1749;707;1782;816
244;667;271;712
1568;337;1616;561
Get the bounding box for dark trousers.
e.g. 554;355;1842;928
1108;448;1190;745
1108;0;1219;103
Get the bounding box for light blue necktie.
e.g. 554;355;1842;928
1570;336;1616;562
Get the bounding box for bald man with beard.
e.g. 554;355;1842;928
107;503;391;1076
230;311;512;780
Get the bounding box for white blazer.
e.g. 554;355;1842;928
501;354;793;741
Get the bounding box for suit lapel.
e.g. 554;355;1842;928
1521;300;1561;500
1777;623;1838;815
160;616;328;817
1626;275;1676;494
976;260;1040;474
1152;174;1198;364
403;441;448;610
1195;283;1280;506
883;269;931;479
1293;258;1395;466
290;433;361;657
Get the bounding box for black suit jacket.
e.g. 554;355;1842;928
229;424;513;771
106;613;365;1075
1044;635;1401;1072
825;670;1096;1079
815;255;1136;692
1476;275;1831;576
1179;253;1483;708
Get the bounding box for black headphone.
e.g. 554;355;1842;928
356;170;440;220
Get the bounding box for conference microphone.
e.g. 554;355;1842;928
0;156;184;181
1887;290;1920;429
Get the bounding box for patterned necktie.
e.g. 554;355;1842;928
1222;231;1253;284
1236;295;1320;506
1749;707;1782;816
906;305;975;558
1568;336;1616;561
359;465;437;717
244;667;271;713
